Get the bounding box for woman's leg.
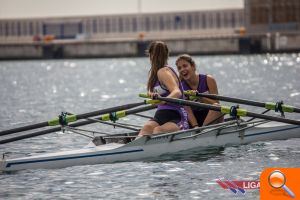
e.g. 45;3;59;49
153;122;180;135
203;110;224;126
138;120;160;136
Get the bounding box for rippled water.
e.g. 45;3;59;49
0;54;300;199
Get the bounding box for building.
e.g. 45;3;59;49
244;0;300;51
0;1;299;59
0;9;244;41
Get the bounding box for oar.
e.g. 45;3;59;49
0;101;149;136
184;90;300;114
0;104;157;144
139;94;300;125
85;118;140;131
97;103;158;122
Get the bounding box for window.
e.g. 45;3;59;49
98;18;103;33
195;13;200;29
187;14;192;29
63;22;81;38
145;17;150;31
231;12;236;27
272;0;298;23
152;16;158;31
86;20;91;34
174;15;182;30
29;22;34;35
223;12;228;28
0;22;2;36
159;16;165;30
202;14;206;29
166;15;172;30
5;22;8;36
35;22;40;35
105;18;110;33
132;17;137;32
23;22;28;36
79;23;83;34
239;12;244;26
208;13;213;28
10;22;15;36
93;19;97;33
111;18;117;32
118;18;123;32
124;18;130;32
251;5;268;24
216;13;221;28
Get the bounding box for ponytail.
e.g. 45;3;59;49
147;41;169;91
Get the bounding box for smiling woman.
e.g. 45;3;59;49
176;54;224;127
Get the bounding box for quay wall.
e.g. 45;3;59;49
1;33;299;60
0;44;43;59
0;38;240;59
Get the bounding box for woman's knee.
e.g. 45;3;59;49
139;123;156;136
142;124;155;132
153;126;163;134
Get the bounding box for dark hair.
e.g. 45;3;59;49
175;54;196;80
147;41;169;92
175;54;196;67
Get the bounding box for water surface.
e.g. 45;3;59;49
0;54;300;199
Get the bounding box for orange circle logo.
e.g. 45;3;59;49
268;170;285;188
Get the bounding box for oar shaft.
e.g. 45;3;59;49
246;111;300;125
0;122;49;137
194;93;265;107
156;97;300;125
86;118;139;131
125;105;156;116
0;119;102;144
0;102;145;136
74;102;144;119
158;96;220;111
0;105;156;144
188;92;300;113
98;104;157;121
0;127;61;144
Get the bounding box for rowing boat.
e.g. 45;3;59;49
1;119;300;172
1;95;300;172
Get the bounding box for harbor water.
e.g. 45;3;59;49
0;54;300;199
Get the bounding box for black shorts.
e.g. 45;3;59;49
151;109;181;126
193;109;209;126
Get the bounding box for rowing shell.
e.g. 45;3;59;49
1;120;300;171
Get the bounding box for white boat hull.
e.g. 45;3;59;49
1;121;300;171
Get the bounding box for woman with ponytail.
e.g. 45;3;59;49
138;41;194;136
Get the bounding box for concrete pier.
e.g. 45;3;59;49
1;33;299;60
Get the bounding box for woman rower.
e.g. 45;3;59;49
138;41;191;136
176;54;223;127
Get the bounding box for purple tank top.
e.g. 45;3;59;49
181;74;209;126
181;74;209;93
153;66;189;130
